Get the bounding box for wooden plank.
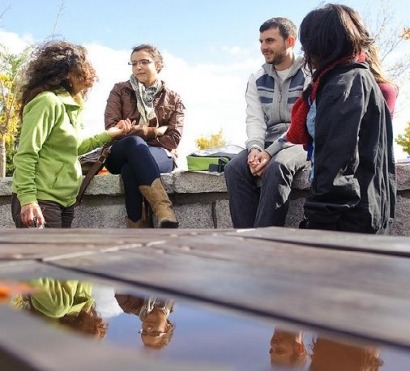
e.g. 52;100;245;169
0;228;214;261
229;227;410;256
1;228;410;350
26;234;409;349
1;227;409;260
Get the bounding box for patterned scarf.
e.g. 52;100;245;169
286;53;366;146
129;74;162;127
138;297;174;320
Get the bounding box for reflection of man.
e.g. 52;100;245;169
269;329;307;367
115;294;175;349
309;338;383;371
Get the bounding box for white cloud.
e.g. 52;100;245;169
2;30;408;168
82;44;255;168
221;45;250;56
0;30;33;53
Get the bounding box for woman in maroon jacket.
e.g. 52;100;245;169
104;44;185;228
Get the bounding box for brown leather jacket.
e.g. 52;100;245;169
104;80;185;159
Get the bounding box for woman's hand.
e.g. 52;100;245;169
107;118;134;138
130;124;148;137
20;202;45;228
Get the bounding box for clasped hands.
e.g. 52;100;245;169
107;118;135;138
248;149;271;177
107;118;165;138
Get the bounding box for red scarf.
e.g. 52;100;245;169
286;53;366;146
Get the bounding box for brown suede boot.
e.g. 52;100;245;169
126;198;152;228
138;178;179;228
126;218;150;228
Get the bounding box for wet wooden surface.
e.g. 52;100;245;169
1;227;410;370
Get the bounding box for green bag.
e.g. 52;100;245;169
186;145;244;172
186;155;230;172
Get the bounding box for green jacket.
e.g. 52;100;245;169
12;89;111;207
29;278;94;318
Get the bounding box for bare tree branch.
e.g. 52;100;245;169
364;0;410;86
51;0;65;38
0;4;11;25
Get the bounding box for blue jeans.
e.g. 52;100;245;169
224;144;308;228
105;136;174;221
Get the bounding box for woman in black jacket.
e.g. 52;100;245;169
293;4;396;234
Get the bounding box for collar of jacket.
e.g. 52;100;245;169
54;88;84;109
263;55;305;79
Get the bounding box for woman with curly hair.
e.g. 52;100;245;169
11;40;131;228
11;278;108;340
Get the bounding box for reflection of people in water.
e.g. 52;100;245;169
115;294;175;349
309;338;384;371
11;277;107;339
269;328;307;367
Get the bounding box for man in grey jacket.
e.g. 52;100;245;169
225;17;309;228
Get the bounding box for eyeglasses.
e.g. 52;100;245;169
128;59;153;67
138;329;167;337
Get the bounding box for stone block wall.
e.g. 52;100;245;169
0;162;409;235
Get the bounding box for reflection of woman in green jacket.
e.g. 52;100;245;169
11;40;132;228
12;277;107;339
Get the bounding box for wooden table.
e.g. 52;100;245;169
1;227;410;370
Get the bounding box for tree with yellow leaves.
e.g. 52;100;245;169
402;27;410;40
394;27;410;156
195;129;226;150
396;121;410;155
0;45;30;177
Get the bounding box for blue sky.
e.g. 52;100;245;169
2;0;408;63
1;0;409;163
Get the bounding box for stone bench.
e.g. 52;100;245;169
0;162;409;235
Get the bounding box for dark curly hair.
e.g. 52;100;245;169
20;40;97;116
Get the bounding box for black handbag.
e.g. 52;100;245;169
76;144;112;205
79;147;106;175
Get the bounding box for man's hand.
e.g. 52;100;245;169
248;149;271;176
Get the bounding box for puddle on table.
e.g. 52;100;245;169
2;277;410;370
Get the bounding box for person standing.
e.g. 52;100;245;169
11;40;131;228
292;3;396;233
224;17;309;228
104;44;185;228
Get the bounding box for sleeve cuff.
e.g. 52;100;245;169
145;127;158;140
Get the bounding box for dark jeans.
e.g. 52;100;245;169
105;136;174;222
224;144;308;228
11;193;75;228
